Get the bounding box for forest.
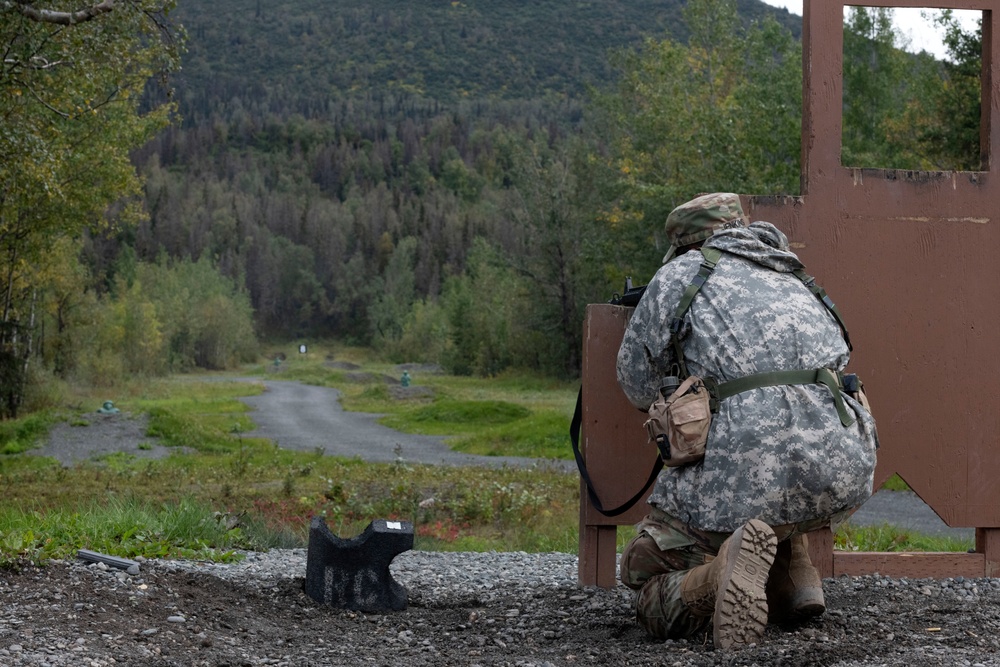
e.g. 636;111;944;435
0;0;983;418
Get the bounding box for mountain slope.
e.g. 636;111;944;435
172;0;801;116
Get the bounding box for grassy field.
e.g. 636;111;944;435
0;343;974;566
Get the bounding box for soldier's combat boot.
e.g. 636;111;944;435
766;533;825;623
679;519;777;650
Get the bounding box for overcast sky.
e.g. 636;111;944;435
757;1;982;60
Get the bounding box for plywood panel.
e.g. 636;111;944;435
578;304;657;528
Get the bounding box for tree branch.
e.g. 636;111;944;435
2;0;117;25
12;77;71;117
3;57;70;70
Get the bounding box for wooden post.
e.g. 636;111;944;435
977;528;1000;577
806;528;834;579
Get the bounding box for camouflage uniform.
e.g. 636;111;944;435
616;193;878;640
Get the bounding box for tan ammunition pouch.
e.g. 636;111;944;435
644;376;712;467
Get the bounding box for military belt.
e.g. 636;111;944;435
703;368;855;427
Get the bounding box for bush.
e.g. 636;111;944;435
72;279;164;386
0;412;51;455
139;258;258;372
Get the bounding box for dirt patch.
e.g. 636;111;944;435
29;413;187;467
345;371;399;384
395;363;444;375
389;386;435;401
325;361;361;370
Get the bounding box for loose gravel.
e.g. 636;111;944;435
17;388;1000;665
2;550;1000;666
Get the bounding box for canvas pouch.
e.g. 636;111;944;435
644;375;712;467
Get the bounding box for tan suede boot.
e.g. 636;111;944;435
679;519;777;649
766;533;825;623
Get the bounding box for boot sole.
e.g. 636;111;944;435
713;519;777;650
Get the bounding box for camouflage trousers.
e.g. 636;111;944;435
620;508;838;640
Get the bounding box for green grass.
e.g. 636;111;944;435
0;412;52;455
448;411;574;458
390;399;531;426
0;344;975;566
0;451;580;566
834;522;974;553
137;379;263;454
378;399;571;458
0;495;272;567
880;473;912;492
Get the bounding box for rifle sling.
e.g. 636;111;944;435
570;388;660;517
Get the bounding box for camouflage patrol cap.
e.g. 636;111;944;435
662;193;748;263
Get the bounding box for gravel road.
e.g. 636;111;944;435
237;380;572;471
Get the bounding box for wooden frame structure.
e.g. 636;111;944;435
578;0;1000;587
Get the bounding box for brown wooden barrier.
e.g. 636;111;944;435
578;305;998;585
577;0;1000;587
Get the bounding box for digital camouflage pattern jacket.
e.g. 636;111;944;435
617;222;878;533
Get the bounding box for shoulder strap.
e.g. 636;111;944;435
792;269;853;351
669;248;722;378
668;251;853;378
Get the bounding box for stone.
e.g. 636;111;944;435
303;517;413;613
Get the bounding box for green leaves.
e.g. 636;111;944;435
1;1;183;416
841;7;981;171
592;0;802;281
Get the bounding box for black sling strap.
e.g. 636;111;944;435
570;388;660;517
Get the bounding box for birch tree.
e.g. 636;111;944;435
0;0;181;416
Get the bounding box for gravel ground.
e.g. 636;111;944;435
1;550;999;667
15;383;997;665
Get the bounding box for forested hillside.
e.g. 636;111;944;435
172;0;800;114
121;0;798;341
1;0;980;416
110;0;803;367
